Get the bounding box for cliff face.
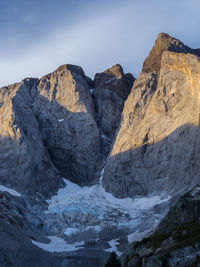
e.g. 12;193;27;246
1;33;200;201
0;62;133;197
1;33;200;266
103;33;200;198
34;64;101;186
0;78;63;198
124;186;200;267
93;64;135;158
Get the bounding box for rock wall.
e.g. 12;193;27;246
93;64;135;158
103;33;200;198
0;79;63;198
34;64;101;186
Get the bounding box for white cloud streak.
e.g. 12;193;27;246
0;0;200;87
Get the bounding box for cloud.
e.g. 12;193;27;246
0;0;200;87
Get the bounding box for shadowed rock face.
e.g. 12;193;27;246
0;79;63;198
0;64;103;197
103;33;200;198
0;219;61;267
34;64;101;186
124;186;200;267
93;64;135;158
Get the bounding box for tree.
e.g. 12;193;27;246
104;252;121;267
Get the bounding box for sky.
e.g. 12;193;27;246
0;0;200;87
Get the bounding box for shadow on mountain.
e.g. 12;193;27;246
0;81;102;199
103;123;200;198
0;219;61;267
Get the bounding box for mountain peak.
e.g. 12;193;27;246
142;32;193;73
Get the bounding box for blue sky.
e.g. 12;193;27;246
0;0;200;87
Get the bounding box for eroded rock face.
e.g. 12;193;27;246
93;64;135;158
34;64;101;185
103;33;200;198
0;64;103;196
124;186;200;267
0;79;63;198
0;219;61;267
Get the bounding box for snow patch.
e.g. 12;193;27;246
32;236;85;252
46;179;81;209
64;228;80;236
190;186;200;196
128;229;153;243
105;239;122;257
85;225;102;233
46;178;170;235
0;185;21;197
47;178;169;214
99;168;104;186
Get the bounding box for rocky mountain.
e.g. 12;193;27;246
93;64;135;158
33;64;101;186
1;33;200;267
103;33;200;198
123;186;200;267
0;63;134;199
0;78;63;199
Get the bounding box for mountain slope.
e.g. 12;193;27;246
103;33;200;198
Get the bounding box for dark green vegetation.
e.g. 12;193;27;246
124;186;200;267
104;252;121;267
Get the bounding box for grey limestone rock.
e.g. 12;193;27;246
103;33;200;198
34;64;102;185
0;219;61;267
93;64;135;158
0;78;63;198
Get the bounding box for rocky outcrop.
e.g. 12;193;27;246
123;186;200;267
93;64;135;157
0;79;63;198
0;64;103;198
34;64;101;185
103;33;200;198
0;219;61;267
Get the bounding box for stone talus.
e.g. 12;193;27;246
103;33;200;198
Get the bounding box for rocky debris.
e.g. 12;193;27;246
34;64;102;186
0;189;68;241
123;186;200;267
0;219;61;267
0;78;63;198
103;33;200;198
93;64;135;157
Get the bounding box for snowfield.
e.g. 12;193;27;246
46;178;170;233
32;236;84;252
46;178;169;217
39;178;171;254
105;239;122;256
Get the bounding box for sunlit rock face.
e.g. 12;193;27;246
103;33;200;198
0;79;63;198
0;64;102;197
93;64;135;158
34;64;101;186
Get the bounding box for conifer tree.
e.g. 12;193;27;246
104;252;121;267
